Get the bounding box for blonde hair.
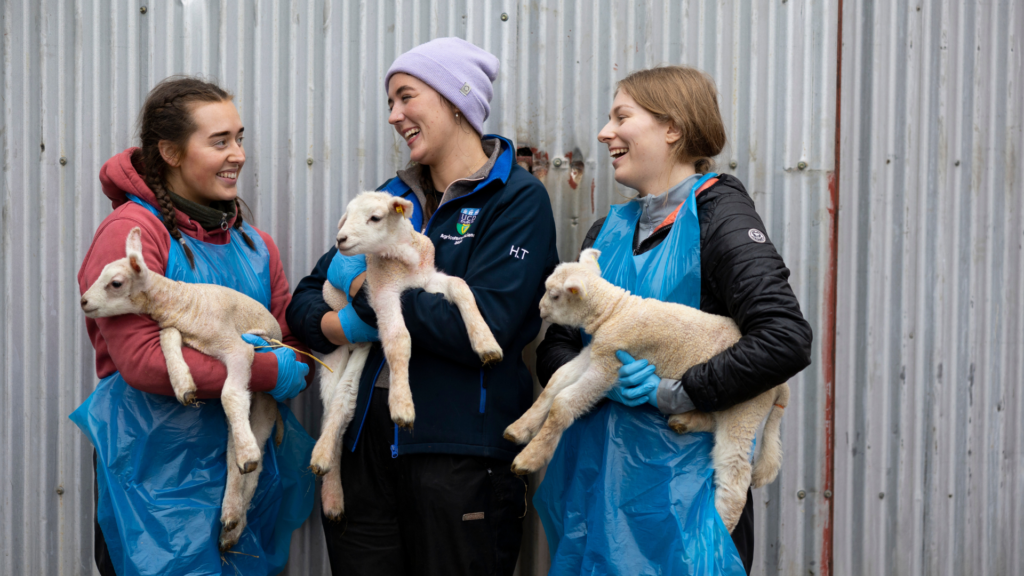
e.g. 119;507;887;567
617;66;726;174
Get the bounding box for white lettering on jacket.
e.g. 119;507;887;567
509;245;529;260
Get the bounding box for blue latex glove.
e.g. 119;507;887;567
609;350;661;407
327;252;367;301
242;334;310;401
338;306;380;343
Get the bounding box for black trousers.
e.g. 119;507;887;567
322;393;527;576
732;487;755;575
93;452;118;576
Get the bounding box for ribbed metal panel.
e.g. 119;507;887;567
1;1;839;575
834;1;1024;575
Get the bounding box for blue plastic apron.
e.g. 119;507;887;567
70;196;315;576
535;174;746;575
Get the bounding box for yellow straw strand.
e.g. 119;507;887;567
253;340;334;373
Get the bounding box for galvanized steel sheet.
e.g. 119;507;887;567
833;1;1024;575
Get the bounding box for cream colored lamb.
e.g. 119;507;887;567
308;280;371;520
335;191;503;430
80;227;286;550
504;248;789;532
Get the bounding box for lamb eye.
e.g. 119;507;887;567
111;281;123;289
552;293;559;301
369;215;382;223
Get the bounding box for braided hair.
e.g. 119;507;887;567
133;76;256;268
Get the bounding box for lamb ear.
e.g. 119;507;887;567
579;248;602;274
336;212;348;230
564;277;587;299
125;227;146;274
389;197;414;219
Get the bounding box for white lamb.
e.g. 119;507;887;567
308;280;370;520
305;191;503;519
80;227;286;550
504;248;790;532
334;191;503;430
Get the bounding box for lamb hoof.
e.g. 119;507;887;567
668;420;689;434
321;495;345;521
389;402;416;431
309;442;334;476
177;390;197;406
510;450;543;475
668;412;713;435
238;460;259;475
218;532;239;552
221;518;239;533
510;461;531;476
503;424;529;445
479;349;503;366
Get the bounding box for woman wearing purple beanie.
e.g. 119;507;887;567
287;38;559;575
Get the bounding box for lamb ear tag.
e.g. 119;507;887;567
395;205;404;216
568;287;578;295
129;255;142;273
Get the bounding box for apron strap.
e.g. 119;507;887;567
651;176;718;236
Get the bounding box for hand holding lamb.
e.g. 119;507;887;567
79;227;291;550
504;248;789;532
334;191;503;430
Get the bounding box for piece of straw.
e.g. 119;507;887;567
253;339;334;373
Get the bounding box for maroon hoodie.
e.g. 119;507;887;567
77;148;313;397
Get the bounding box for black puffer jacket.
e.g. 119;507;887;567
535;173;813;413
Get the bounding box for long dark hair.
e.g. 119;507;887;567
132;76;255;268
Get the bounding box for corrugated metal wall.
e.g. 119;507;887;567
14;0;1019;575
834;1;1024;575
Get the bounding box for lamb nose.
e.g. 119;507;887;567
80;297;88;307
336;235;347;244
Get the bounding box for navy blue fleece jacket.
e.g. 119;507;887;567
286;137;559;460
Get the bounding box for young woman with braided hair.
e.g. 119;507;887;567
73;76;316;575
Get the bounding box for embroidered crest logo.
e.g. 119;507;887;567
457;208;480;235
748;229;767;243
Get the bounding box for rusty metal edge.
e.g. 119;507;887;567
821;0;843;575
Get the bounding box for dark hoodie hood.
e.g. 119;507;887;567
99;148;239;243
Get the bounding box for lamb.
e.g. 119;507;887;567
334;191;503;430
80;227;286;550
503;248;789;532
308;280;371;520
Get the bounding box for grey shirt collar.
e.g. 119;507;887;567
634;173;701;245
396;138;501;229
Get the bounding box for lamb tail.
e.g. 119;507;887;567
751;383;789;488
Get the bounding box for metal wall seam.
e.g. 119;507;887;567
835;0;1024;575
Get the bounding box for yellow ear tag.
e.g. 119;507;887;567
568;287;578;295
395;205;405;216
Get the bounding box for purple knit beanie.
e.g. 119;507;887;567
385;37;500;135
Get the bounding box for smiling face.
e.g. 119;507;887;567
387;73;462;167
597;90;682;196
162;100;245;206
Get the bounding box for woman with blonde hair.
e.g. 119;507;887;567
535;66;813;575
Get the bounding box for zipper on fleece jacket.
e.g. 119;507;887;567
350;358;387;452
479;369;487;413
